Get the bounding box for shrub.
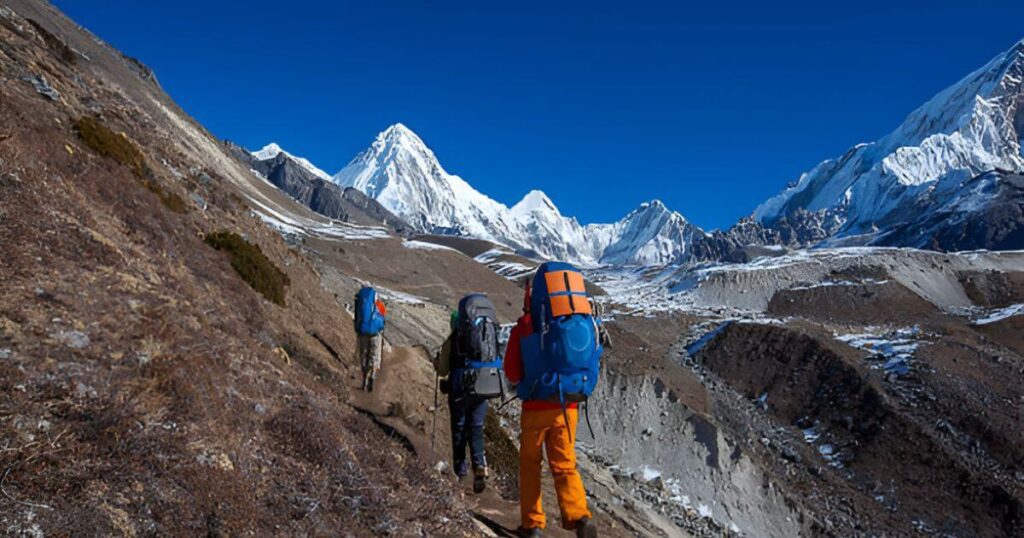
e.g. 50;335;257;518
73;117;146;178
204;231;289;306
142;180;187;213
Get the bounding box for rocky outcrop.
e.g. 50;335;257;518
228;141;410;234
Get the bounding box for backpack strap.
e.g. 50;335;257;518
557;376;572;444
583;399;595;440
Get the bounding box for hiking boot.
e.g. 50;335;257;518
472;466;488;493
364;373;375;393
454;460;468;479
515;527;542;538
574;516;597;538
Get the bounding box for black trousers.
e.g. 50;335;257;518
448;392;488;474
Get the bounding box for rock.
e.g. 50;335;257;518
189;192;207;211
75;381;96;399
23;74;60;100
0;348;10;359
56;330;90;349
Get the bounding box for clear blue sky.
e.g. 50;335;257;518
56;0;1024;230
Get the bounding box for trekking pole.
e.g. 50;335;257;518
431;372;439;463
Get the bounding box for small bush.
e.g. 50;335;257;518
142;180;187;213
73;117;146;178
204;231;289;306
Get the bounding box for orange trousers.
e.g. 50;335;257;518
519;407;592;530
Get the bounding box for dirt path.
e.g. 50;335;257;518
348;344;646;537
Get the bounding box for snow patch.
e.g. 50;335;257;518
402;239;460;253
835;326;923;377
252;142;332;181
974;303;1024;325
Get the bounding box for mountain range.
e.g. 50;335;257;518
250;39;1024;265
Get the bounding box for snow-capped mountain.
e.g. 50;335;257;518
588;201;708;266
509;190;597;263
333;123;527;244
253;143;332;181
754;39;1024;248
332;123;701;265
268;39;1024;266
237;142;409;233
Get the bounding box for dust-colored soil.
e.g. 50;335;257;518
959;270;1024;308
306;235;524;323
767;280;941;324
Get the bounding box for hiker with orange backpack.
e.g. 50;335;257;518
504;263;602;538
354;286;387;392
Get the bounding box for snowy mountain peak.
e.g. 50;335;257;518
369;123;433;159
511;190;560;218
252;142;284;161
634;199;690;224
380;122;417;140
333;124;524;245
593;199;705;266
638;199;669;212
251;143;331;181
333;124;707;266
753;38;1024;242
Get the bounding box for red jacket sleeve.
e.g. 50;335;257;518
504;315;530;384
376;299;386;317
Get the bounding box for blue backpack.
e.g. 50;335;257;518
516;262;602;404
354;286;385;336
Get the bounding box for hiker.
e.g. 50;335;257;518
588;297;613;349
434;295;505;493
354;286;386;392
505;263;603;538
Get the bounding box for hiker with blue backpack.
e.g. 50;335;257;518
354;286;387;392
434;294;506;493
505;262;603;538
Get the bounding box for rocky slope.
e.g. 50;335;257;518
228;141;411;234
0;2;477;535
